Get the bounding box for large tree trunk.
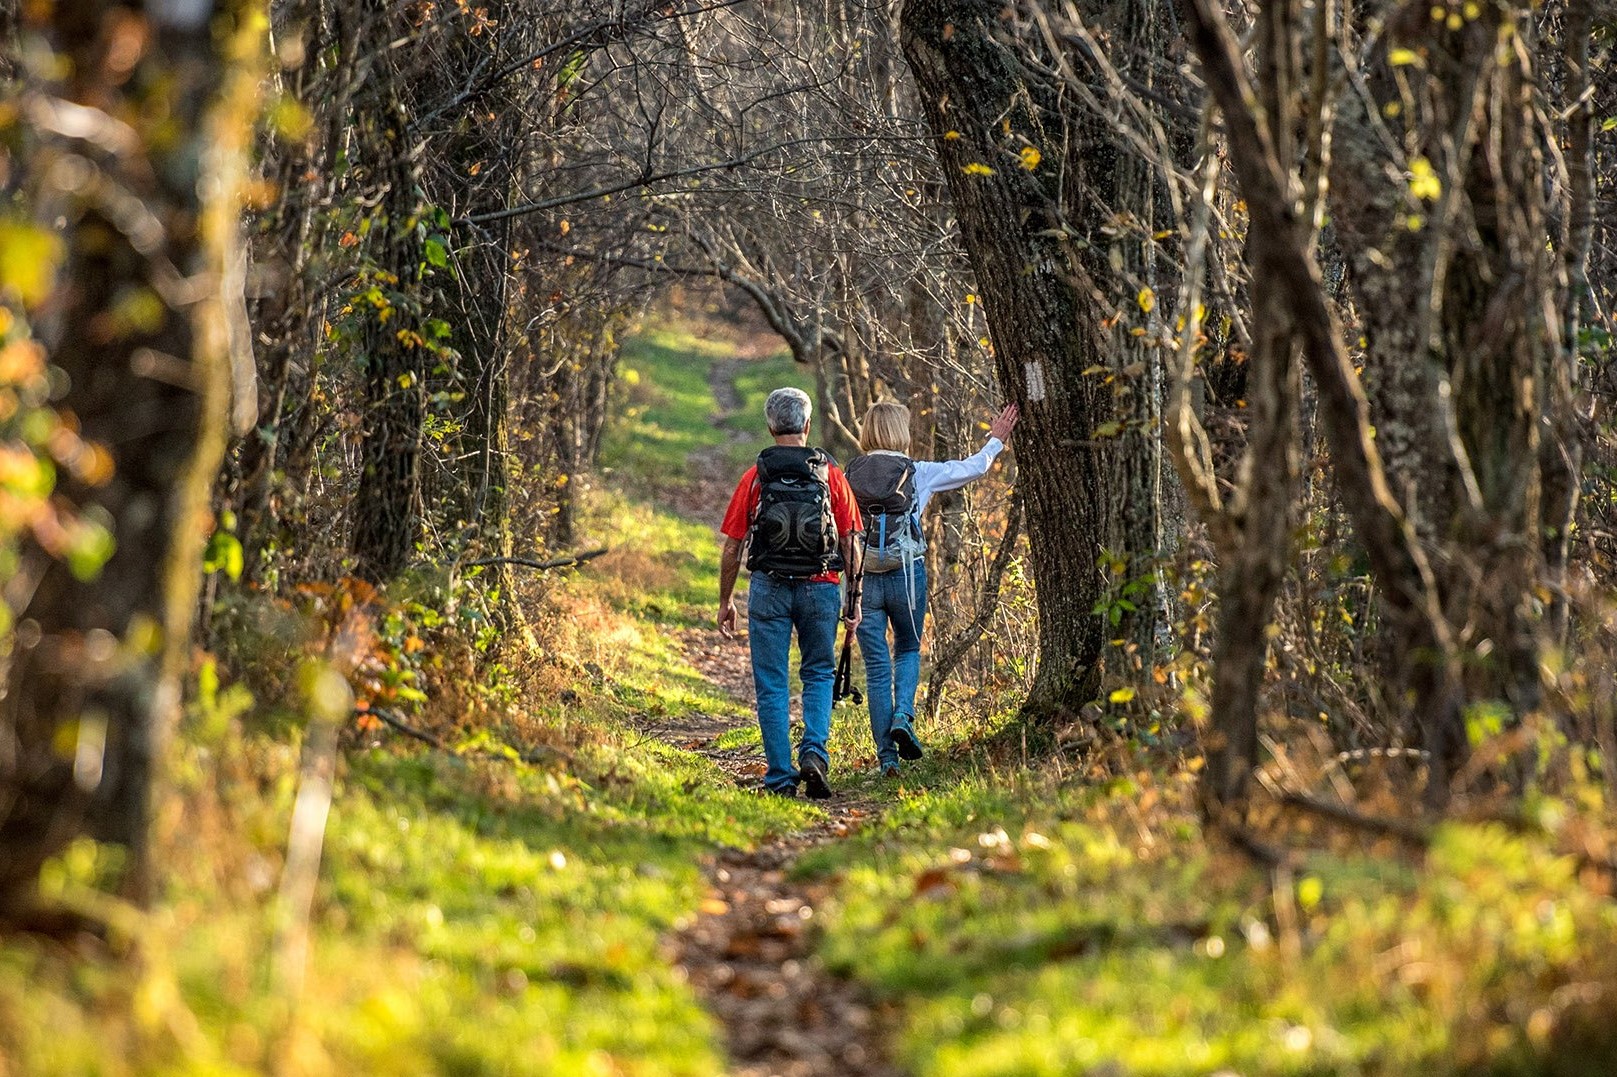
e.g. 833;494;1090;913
0;0;252;914
900;0;1115;717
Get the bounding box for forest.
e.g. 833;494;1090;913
2;0;1617;1073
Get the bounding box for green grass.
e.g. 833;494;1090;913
803;761;1617;1077
574;488;727;628
722;348;809;469
597;322;811;485
0;712;817;1076
598;328;733;497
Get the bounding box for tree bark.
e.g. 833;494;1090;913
900;0;1115;717
1329;0;1567;758
348;7;427;583
0;0;252;913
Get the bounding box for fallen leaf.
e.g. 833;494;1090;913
914;868;958;898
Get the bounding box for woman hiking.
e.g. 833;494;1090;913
846;401;1018;777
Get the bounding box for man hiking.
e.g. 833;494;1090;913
718;388;863;799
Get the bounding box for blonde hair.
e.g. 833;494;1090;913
859;401;912;455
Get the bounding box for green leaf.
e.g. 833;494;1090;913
66;516;116;582
424;237;449;269
203;530;245;581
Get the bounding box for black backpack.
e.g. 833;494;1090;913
844;453;923;573
746;446;842;577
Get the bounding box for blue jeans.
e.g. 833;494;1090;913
857;559;928;768
748;573;841;793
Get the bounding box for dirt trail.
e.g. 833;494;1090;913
672;355;754;520
647;348;905;1077
652;659;902;1077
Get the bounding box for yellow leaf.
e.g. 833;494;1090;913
1388;46;1424;67
0;220;64;308
1108;686;1137;704
1408;157;1441;201
1137;286;1155;313
943;130;962;140
961;162;994;176
1018;146;1042;170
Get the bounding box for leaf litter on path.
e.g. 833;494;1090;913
663;623;904;1077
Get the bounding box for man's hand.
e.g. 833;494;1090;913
987;403;1020;442
842;601;861;631
718;537;743;639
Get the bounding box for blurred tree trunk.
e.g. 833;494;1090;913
0;0;255;914
349;152;427;581
1179;0;1464;808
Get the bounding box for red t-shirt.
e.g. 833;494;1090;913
721;459;863;584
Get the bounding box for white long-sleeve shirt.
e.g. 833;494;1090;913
863;437;1005;518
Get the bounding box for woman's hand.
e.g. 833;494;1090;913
987;403;1020;442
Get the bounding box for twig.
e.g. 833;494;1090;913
369;706;443;748
924;494;1023;721
1226;826;1286;868
367;706;574;766
1278;790;1429;845
463;548;608;572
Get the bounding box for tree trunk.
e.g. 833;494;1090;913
900;0;1114;717
1329;0;1566;768
348;21;426;583
0;0;251;914
348;171;427;582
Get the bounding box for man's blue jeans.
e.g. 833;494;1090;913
857;559;928;768
747;572;841;793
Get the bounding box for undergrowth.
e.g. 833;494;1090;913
0;322;819;1073
805;748;1617;1076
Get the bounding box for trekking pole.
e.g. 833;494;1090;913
832;560;865;706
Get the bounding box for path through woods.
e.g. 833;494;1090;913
643;348;904;1077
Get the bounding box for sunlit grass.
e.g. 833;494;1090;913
807;759;1617;1076
599;328;732;498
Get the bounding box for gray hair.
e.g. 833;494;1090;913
764;387;812;435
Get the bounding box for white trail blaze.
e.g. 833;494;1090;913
1024;360;1047;402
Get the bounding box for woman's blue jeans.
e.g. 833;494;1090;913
747;573;841;793
857;559;928;768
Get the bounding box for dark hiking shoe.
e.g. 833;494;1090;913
890;721;924;761
880;764;901;780
801;755;833;800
